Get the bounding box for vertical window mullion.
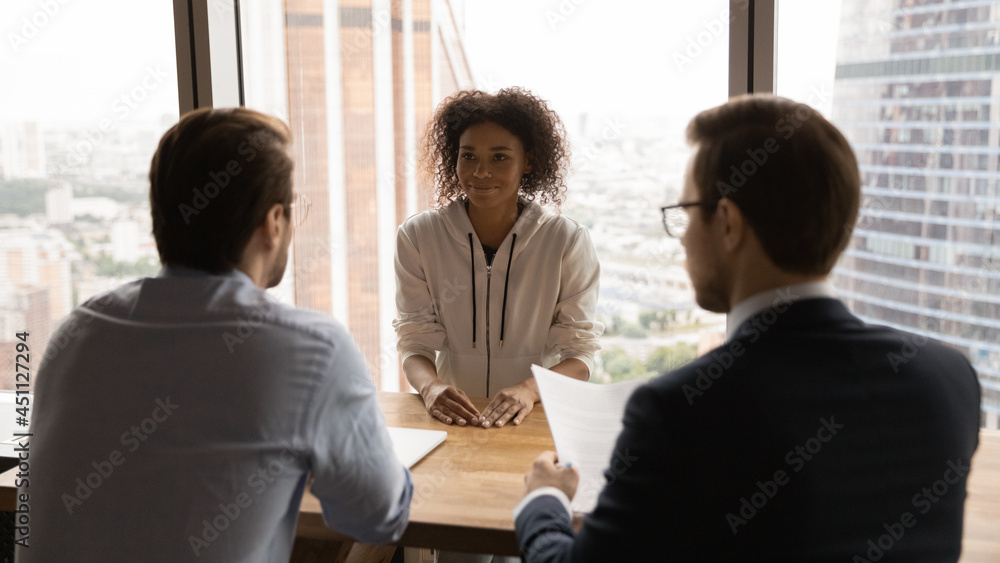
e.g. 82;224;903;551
172;0;242;113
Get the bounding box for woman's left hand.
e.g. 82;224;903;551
480;382;538;428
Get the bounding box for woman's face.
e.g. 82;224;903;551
456;121;532;211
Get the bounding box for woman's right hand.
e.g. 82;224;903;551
421;382;481;426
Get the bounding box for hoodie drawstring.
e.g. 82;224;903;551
468;233;477;348
469;232;517;349
499;233;516;348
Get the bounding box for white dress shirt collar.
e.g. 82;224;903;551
726;281;839;341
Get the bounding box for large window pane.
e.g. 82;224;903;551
243;0;731;389
777;0;1000;429
464;1;731;383
242;0;474;390
0;1;179;391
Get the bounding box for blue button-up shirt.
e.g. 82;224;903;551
22;267;411;562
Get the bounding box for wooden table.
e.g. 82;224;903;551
293;392;555;556
962;429;1000;562
0;396;997;561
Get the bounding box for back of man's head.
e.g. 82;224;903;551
687;95;860;275
149;107;293;273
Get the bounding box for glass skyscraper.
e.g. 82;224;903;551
243;0;473;390
832;0;1000;428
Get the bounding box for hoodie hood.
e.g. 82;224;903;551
439;195;548;261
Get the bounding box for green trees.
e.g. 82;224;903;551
599;342;697;383
92;253;159;278
0;179;48;216
638;309;677;331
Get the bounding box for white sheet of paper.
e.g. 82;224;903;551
530;364;646;513
386;427;447;468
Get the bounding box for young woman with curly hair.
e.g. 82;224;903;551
393;87;604;436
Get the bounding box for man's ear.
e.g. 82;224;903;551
260;203;287;250
716;198;747;254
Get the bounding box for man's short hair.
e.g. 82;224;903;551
149;107;293;273
686;95;860;275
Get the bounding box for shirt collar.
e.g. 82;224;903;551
726;281;839;341
157;265;256;286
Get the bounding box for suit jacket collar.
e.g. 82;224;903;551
729;298;863;342
726;281;839;340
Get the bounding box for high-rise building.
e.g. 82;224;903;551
45;182;73;225
832;0;1000;428
244;0;472;390
0;286;50;390
0;229;72;391
0;229;74;324
0;122;45;179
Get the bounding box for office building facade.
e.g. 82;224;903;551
245;0;473;390
832;0;1000;427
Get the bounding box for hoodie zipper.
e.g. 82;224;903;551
485;259;492;397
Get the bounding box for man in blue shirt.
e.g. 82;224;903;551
24;108;412;562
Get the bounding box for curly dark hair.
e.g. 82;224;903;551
421;87;570;207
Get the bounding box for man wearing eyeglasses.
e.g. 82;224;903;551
24;108;411;562
515;95;980;560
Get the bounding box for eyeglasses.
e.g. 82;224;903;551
660;202;714;238
288;193;311;228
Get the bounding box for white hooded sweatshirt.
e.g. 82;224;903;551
393;197;603;399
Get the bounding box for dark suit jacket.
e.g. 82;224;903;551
516;299;981;562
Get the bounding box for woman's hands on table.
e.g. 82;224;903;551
404;355;481;426
479;359;588;428
479;380;539;428
421;381;481;426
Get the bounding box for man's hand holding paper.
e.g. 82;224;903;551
524;451;579;499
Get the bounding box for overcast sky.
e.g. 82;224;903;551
0;0;178;123
463;0;843;122
0;0;842;125
464;0;730;122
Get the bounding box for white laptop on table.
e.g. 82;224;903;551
386;427;447;468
